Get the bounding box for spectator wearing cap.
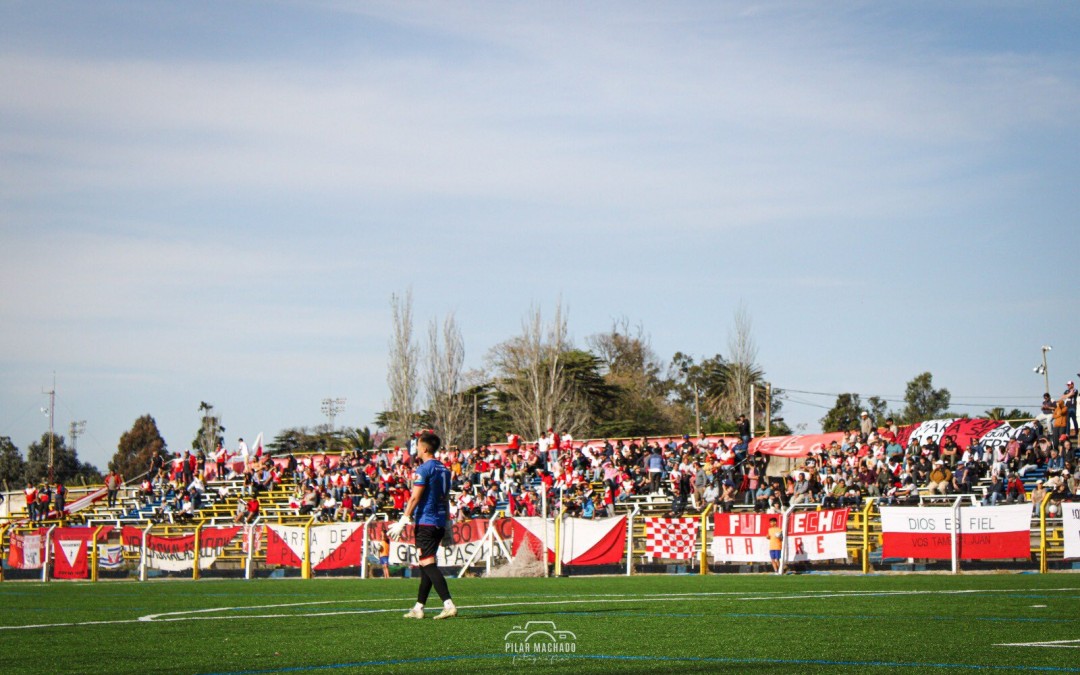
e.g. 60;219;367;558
859;411;873;442
927;461;952;495
951;461;972;494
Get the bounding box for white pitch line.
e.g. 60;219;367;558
995;639;1080;649
0;591;754;631
3;588;1077;633
739;588;1080;601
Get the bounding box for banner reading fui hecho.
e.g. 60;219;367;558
711;508;850;563
121;526;241;571
879;503;1033;560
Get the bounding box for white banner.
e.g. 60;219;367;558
1063;502;1080;560
785;509;850;562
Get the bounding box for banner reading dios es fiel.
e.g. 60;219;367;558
879;503;1032;560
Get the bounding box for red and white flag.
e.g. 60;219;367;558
512;516;626;565
880;504;1032;560
264;525;306;568
264;523;366;570
645;517;698;561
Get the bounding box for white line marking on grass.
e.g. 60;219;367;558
5;588;1077;633
995;639;1080;649
0;591;753;631
740;588;1080;601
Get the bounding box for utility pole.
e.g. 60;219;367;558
765;382;772;438
749;384;755;439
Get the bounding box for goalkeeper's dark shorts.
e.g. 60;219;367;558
414;524;444;561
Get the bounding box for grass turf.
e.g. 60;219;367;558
0;573;1078;674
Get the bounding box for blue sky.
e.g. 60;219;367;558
2;1;1078;470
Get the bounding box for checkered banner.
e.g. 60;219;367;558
644;517;699;561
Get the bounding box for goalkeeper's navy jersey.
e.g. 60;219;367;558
413;458;451;527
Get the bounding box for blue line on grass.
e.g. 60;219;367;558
199;652;1080;675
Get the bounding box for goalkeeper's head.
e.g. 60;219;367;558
418;431;442;458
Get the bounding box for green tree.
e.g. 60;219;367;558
0;436;27;487
588;321;675;437
901;372;951;424
461;381;513;447
984;407;1029;421
110;415;168;479
821;394;889;432
26;432;101;485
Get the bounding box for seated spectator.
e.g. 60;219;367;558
790;473;812;505
926;461;951;495
718;479;737;513
753;482;772;512
703;482;720;508
823;479;847;508
1005;473;1026;504
174;494;195;523
983;471;1007;506
951;462;973;494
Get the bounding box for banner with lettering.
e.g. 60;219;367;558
785;508;850;562
880;504;1032;560
368;519;514;567
264;523;368;570
121;526;241;571
711;509;849;562
711;512;775;562
7;530;44;569
1061;503;1080;559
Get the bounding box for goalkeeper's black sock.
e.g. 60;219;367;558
417;569;432;605
423;563;452;603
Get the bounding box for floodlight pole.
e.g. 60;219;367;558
321;397;346;432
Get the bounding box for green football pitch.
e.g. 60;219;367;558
1;573;1078;674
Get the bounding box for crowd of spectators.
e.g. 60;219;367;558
125;403;1079;527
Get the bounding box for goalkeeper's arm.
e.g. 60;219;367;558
389;484;426;540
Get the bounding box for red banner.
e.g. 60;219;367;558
52;527;114;579
121;526;241;570
7;529;45;569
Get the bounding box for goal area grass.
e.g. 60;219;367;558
1;572;1078;674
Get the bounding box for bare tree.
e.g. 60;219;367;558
723;302;759;418
425;312;468;449
386;289;419;444
487;301;588;439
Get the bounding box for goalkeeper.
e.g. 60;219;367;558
392;431;457;620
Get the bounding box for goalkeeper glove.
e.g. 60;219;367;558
388;514;412;540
